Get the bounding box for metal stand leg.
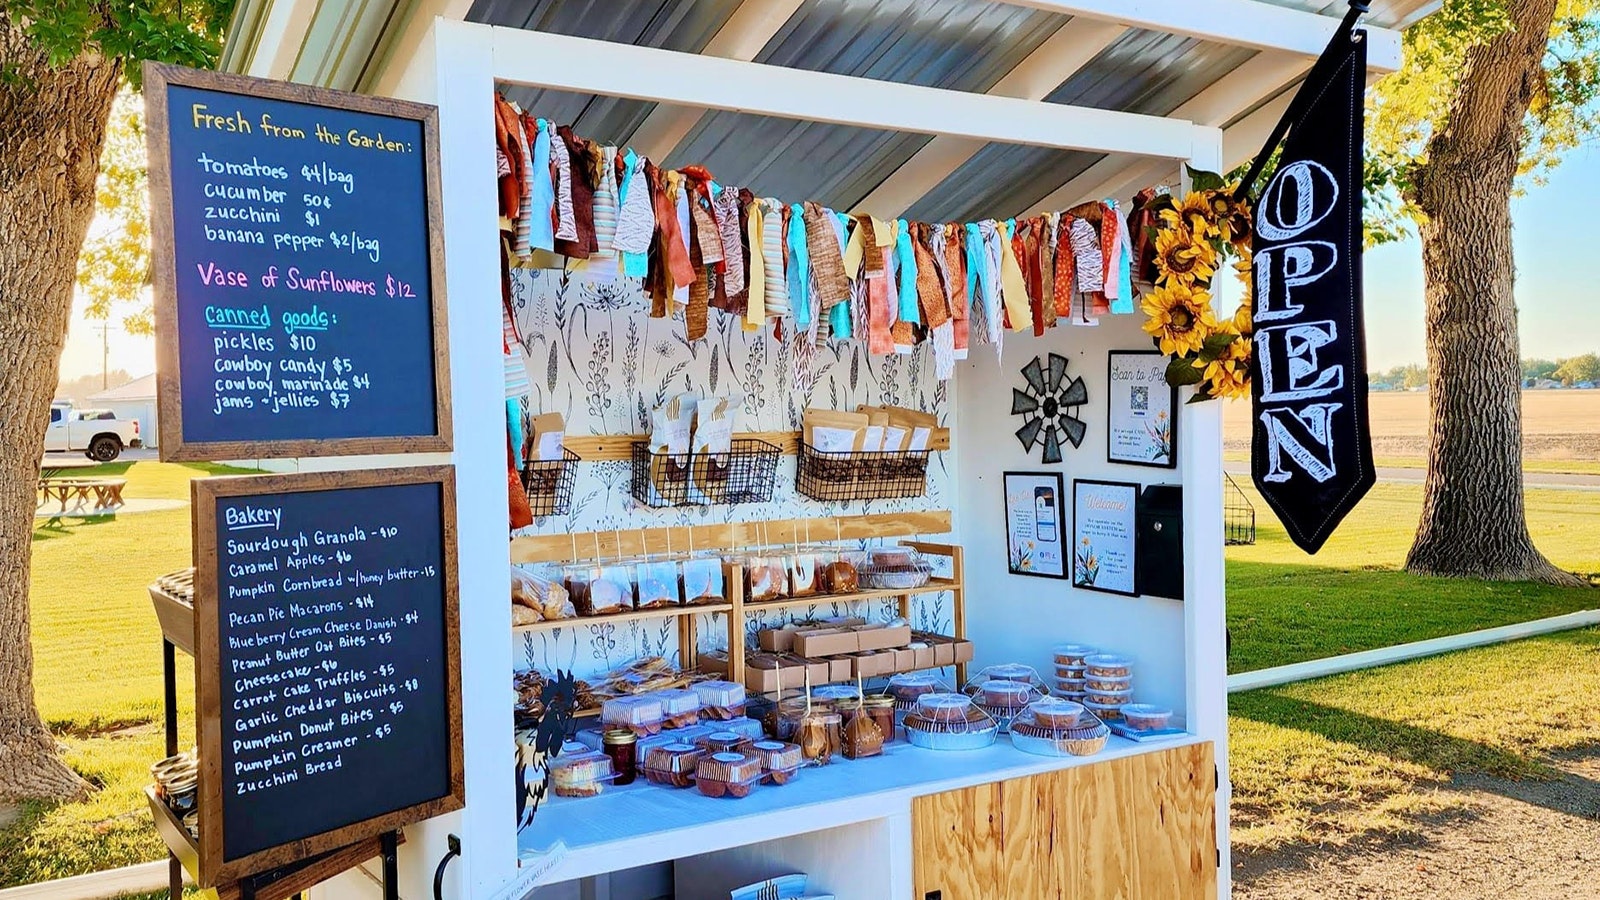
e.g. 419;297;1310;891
164;639;182;900
382;831;400;900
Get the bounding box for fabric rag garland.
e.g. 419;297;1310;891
1133;173;1255;402
492;95;1156;386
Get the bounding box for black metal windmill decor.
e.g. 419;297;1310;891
1012;353;1087;464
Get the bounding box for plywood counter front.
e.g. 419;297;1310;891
506;735;1215;900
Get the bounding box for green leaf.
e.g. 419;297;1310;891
1202;332;1240;357
1166;357;1206;387
1187;167;1226;192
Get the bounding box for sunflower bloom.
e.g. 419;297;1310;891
1231;302;1253;336
1154;226;1218;286
1142;282;1218;357
1160;191;1216;238
1200;335;1252;400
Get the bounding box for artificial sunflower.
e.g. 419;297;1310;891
1230;301;1253;337
1200;335;1252;400
1141;282;1218;357
1233;250;1253;291
1226;209;1253;251
1160;191;1216;238
1154;226;1218;286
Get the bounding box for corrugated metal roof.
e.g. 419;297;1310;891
664;0;1065;206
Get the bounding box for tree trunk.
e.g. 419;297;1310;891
0;13;122;800
1405;0;1585;586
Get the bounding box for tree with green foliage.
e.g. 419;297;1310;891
1522;357;1560;382
78;89;155;336
1552;352;1600;384
0;2;231;801
1365;0;1598;585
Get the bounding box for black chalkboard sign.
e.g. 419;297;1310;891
145;62;451;461
191;468;462;884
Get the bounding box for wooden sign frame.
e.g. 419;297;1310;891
190;466;463;885
145;61;453;461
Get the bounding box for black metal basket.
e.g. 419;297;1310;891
521;448;579;517
630;439;780;508
795;443;931;502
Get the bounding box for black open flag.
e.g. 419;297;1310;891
1239;11;1375;554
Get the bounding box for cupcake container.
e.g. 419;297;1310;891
1120;704;1173;732
1082;653;1133;679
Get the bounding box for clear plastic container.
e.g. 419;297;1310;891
885;672;947;707
1028;697;1087;729
857;549;933;590
915;693;978;725
1083;675;1133;692
1009;710;1110;757
601;695;666;736
903;695;998;750
566;563;633;616
696;752;763;798
642;742;704;787
1083;653;1133;678
841;704;885;759
810;685;861;709
788;551;821;598
681;554;727;606
817;558;860;594
1056;677;1088;693
1083;699;1124;721
795;710;842;765
698;730;751;754
979;679;1037;709
1052;643;1098;667
985;663;1038;683
751;740;803;784
1084;687;1135;707
634;559;683;609
1120;704;1174;732
692;680;747;719
870;547;917;567
739;554;790;603
1054;664;1087;679
549;751;615;798
650;688;702;728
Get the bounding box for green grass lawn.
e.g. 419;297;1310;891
3;461;252;889
1230;626;1600;851
1226;481;1600;673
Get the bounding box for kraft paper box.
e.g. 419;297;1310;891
931;637;956;668
892;647;918;672
850;651;894;679
908;644;936;671
952;640;975;664
758;628;795;653
744;654;806;693
827;657;853;682
852;623;912;652
528;412;566;462
792;628;860;658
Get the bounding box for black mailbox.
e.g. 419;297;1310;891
1136;485;1184;600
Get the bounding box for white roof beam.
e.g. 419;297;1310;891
628;0;808;161
367;0;475;97
241;0;319;80
853;18;1126;218
993;0;1403;72
490;26;1208;160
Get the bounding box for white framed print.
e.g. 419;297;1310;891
1004;472;1067;579
1072;479;1140;596
1107;350;1177;468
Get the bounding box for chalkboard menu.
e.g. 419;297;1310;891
145;62;451;462
191;467;462;884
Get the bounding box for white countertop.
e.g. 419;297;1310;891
506;731;1204;895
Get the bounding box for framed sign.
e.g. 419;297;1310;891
145;62;451;461
1107;351;1177;468
191;467;463;884
1004;472;1067;579
1072;479;1139;596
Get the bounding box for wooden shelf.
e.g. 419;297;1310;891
146;786;199;883
149;585;195;658
741;579;958;613
514;602;734;633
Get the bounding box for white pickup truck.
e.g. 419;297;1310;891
46;402;142;462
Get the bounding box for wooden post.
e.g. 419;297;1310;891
727;563;746;684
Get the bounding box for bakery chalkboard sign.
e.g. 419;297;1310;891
145;62;451;461
191;467;462;884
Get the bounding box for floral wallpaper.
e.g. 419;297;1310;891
507;266;955;680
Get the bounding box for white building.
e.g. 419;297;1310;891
87;373;158;449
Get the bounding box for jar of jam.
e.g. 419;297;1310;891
862;695;897;744
601;729;638;786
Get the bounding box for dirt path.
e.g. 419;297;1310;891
1235;751;1600;899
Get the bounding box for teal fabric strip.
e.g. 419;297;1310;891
895;219;919;325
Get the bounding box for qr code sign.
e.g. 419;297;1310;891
1131;386;1149;413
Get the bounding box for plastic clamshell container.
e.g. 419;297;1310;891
752;740;804;784
1052;643;1098;667
696;752;763;798
642;742;703;787
549;751;614;798
1120;704;1174;732
1028;697;1087;729
650;688;703;727
681;555;726;605
1082;653;1133;678
699;731;750;754
602;695;666;735
692;680;747;717
1009;712;1110;757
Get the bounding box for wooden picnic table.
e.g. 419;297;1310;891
37;477;127;512
39;455;102;479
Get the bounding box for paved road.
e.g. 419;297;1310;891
1223;461;1600;491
